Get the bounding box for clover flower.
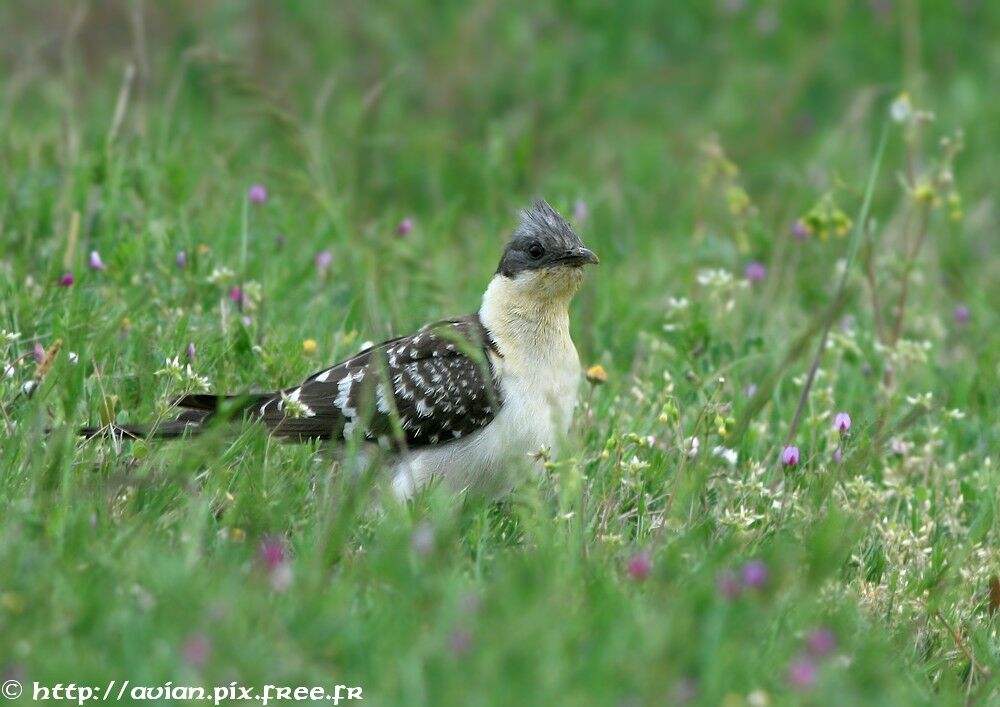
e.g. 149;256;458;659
744;261;767;283
834;412;851;433
88;250;106;271
58;272;75;287
396;217;414;236
627;551;652;581
248;184;268;204
782;445;800;467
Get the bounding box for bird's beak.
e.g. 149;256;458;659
560;247;600;267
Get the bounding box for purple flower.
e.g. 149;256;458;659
573;199;589;222
229;287;244;305
186;342;196;362
315;250;333;272
741;559;769;589
833;448;843;464
834;412;851;433
744;261;767;283
792;220;810;240
88;250;106;271
627;551;652;581
954;304;970;325
448;627;473;657
175;250;188;269
182;633;211;669
782;445;800;467
716;570;742;600
396;217;414;236
58;272;75;287
806;627;836;658
259;536;286;571
248;184;268;204
787;656;818;690
410;521;435;556
743;383;757;398
32;342;45;364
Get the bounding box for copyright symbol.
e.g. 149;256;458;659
1;680;21;699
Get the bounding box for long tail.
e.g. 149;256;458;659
79;393;271;440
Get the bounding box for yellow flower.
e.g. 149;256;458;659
197;243;210;256
586;364;608;384
302;338;318;356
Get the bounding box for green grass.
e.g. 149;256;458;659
2;1;999;704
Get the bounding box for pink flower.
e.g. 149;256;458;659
181;633;211;668
396;217;414;236
741;559;769;589
627;551;652;581
315;250;333;272
175;251;188;269
32;342;45;364
248;184;268;204
792;220;810;240
186;342;196;362
229;287;244;304
58;272;75;287
88;250;106;271
806;627;836;658
782;445;800;467
834;412;851;433
787;656;818;690
954;304;970;325
833;448;843;463
744;261;767;283
716;570;742;600
259;536;286;571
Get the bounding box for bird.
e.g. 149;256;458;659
82;198;599;499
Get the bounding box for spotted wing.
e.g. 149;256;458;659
253;315;501;447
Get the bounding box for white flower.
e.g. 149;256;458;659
685;436;700;458
206;266;235;284
712;446;739;465
1;330;21;342
890;92;913;123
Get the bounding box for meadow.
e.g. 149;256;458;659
1;2;999;705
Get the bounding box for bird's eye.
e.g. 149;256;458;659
527;243;545;259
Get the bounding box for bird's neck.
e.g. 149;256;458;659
478;274;576;361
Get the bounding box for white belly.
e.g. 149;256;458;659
390;347;580;500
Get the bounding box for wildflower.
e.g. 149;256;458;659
573;198;589;222
792;220;810;240
197;243;210;256
833;448;843;464
175;250;188;269
1;330;20;343
247;184;268;204
206;267;234;284
744;261;767;283
953;304;970;325
744;383;757;397
627;551;652;581
88;250;106;271
68;352;79;364
315;250;333;273
741;559;769;589
890;92;913;123
186;342;196;362
586;364;608;384
833;412;851;433
58;272;74;287
685;436;700;458
782;445;800;467
787;656;818;690
258;535;292;591
806;627;836;658
32;342;45;364
302;339;318;356
182;633;211;669
716;570;742;600
712;446;738;466
448;627;473;657
410;521;435;556
259;536;286;570
396;217;414;236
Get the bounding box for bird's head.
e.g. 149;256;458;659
494;199;599;302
